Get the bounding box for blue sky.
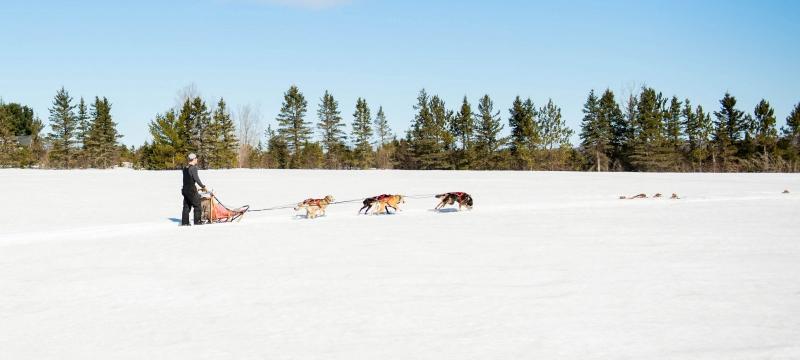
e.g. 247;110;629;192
1;0;799;146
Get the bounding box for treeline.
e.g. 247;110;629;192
2;86;799;172
579;88;800;172
2;87;129;168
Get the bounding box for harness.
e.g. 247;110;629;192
302;198;325;206
367;194;393;202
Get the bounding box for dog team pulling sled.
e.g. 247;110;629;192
179;152;471;225
187;191;473;224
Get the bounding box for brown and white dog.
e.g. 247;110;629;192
359;194;404;214
435;192;473;211
294;195;335;219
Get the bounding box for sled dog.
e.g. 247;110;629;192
294;195;334;219
435;192;473;211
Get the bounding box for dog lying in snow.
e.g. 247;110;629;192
621;193;648;199
620;193;680;200
435;192;473;211
294;195;334;219
359;194;404;214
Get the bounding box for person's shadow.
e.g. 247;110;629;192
168;218;182;223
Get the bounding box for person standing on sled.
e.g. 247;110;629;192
181;153;207;226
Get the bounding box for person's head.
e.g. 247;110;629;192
187;153;198;165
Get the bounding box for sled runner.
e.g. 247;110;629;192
200;191;249;223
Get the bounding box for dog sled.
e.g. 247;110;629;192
200;190;249;224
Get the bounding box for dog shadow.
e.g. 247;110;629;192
293;214;327;220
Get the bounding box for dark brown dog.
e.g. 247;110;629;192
435;192;473;211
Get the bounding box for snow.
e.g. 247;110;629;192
1;169;799;359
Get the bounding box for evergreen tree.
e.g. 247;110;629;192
408;89;448;169
664;96;684;169
753;99;777;160
47;87;77;168
473;94;507;170
372;106;394;169
373;106;392;145
629;87;668;171
265;125;290;169
538;98;573;170
211;98;238;168
351;98;374;169
579;90;612;171
316;90;347;168
76;98;89;149
177;97;212;167
300;141;324;169
712;92;745;170
508;96;539;170
430;95;455;169
782;103;800;165
683;100;712;170
597;90;625;170
451;96;475;169
0;104;15;166
147;110;185;169
84;97;121;168
276;85;310;168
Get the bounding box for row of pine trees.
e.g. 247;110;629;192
2;86;799;172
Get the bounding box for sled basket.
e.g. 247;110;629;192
200;192;249;223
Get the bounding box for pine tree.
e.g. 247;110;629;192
266;125;290;169
629;87;668;171
84;97;121;168
712;92;745;170
0;104;15;166
47;87;77;168
211;98;238;168
351;98;374;169
508;96;539;170
579;90;612;171
597;90;625;170
683;99;709;170
612;94;637;170
276;85;310;168
782;103;800;164
753;99;777;160
147;110;185;169
372;106;394;169
408;89;447;169
538;98;573;170
76;98;89;148
373;106;392;145
473;94;507;170
451;96;475;169
177;97;212;167
316;90;347;169
74;98;90;167
430;95;455;169
664;96;684;169
300;141;324;169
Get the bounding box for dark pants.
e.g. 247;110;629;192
181;188;202;225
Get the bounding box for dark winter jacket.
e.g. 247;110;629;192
182;164;205;191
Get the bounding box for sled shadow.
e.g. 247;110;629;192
432;208;460;213
167;217;182;223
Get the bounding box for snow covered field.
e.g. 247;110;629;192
1;169;799;359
